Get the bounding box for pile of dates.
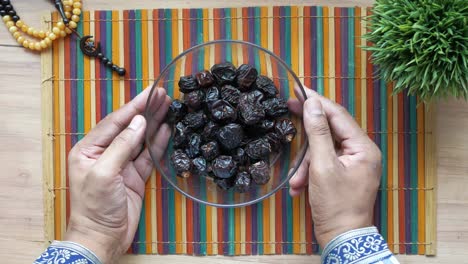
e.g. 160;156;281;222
166;62;297;193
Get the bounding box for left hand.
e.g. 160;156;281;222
65;87;171;263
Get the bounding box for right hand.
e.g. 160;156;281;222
288;86;382;248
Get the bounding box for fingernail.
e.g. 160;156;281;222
129;115;144;130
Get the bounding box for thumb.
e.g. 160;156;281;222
303;98;337;167
94;115;147;177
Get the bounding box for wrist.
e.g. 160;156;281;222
65;220;122;264
315;214;373;248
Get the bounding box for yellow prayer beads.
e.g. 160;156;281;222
1;0;82;52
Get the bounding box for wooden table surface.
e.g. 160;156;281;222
1;1;467;263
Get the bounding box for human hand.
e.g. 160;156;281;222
65;87;171;263
288;86;382;248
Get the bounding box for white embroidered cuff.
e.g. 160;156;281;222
321;226;395;264
34;241;102;264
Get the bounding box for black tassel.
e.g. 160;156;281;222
52;0;69;24
79;35;126;76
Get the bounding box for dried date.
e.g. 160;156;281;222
217;123;244;150
166;100;188;124
212;155;237;179
178;75;199;93
232;147;248;164
201;141;220;161
195;70;215;88
234;171;252;193
185;133;202;158
263;98;289;118
210;100;237;123
236;64;258;91
211;62;237;85
192;157;208;176
245;138;272;160
220;85;241;105
238;90;266;125
204;86;220;106
275;119;297;143
171;149;192;178
202;121;220;142
249;160;270;185
182;111;207;130
173;122;190;148
239;90;265;106
254;75;278;98
184;89;205;110
239;105;265;125
257;119;275;133
265;132;282;151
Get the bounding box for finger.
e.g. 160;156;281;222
289;152;309;197
315;97;366;143
145;95;171;155
287;98;304;117
303;98;337;166
127;94;170;162
93;115;146;177
146;95;171;136
288;163;309;197
121;163;146;197
78;87;165;149
289;151;309;189
129;144;145;161
135;123;171;182
295;84;365;143
289;186;306;197
293;83;314;103
147;90;170;119
148;123;172;162
132;95;171;182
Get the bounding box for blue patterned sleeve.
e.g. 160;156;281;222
34;241;102;264
321;226;400;264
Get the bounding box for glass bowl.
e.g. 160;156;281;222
145;40;308;208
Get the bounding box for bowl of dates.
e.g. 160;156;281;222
145;40;308;208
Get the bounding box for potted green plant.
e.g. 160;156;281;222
365;0;468;101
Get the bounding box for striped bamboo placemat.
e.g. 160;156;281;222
41;6;436;256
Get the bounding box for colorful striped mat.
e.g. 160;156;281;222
41;6;436;256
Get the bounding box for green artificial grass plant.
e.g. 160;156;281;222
365;0;468;101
